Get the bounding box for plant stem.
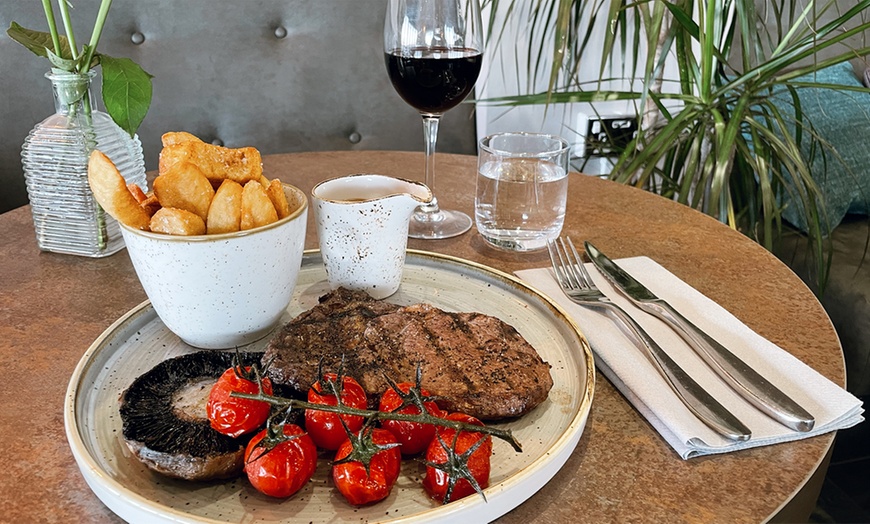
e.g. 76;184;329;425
40;0;62;56
57;0;79;61
232;390;524;452
83;0;113;72
82;0;111;248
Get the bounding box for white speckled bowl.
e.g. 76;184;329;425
120;184;308;349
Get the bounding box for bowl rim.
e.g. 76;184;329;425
119;182;308;242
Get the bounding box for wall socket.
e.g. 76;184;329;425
576;114;638;157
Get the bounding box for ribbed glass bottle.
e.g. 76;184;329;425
21;71;147;257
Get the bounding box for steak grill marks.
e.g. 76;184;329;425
422;311;477;395
263;288;553;420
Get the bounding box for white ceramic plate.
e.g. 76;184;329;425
65;250;594;523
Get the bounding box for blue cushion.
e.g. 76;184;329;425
767;62;870;232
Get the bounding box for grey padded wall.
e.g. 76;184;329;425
0;1;478;214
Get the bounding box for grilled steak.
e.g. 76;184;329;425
263;288;553;420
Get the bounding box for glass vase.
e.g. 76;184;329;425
21;71;147;257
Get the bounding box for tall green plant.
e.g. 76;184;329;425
484;0;870;291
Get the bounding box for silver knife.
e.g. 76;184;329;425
584;241;815;432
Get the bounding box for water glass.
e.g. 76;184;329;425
475;132;570;251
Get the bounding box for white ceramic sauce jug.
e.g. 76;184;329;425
312;174;433;299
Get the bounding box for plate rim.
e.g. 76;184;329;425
64;249;595;523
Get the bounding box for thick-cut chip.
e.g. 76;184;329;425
207;179;244;234
240;181;278;230
266;179;292;219
153;162;215;221
87;151;151;230
159;141;263;188
149;207;206;236
161;131;204;147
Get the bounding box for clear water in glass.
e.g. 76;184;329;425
475;158;568;251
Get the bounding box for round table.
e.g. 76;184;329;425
0;151;841;523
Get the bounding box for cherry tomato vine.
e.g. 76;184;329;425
226;357;523;503
231;367;522;453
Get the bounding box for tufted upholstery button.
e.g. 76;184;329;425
348;132;362;144
274;26;288;39
211;138;224;147
131;32;145;45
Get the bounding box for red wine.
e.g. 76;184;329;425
385;47;482;114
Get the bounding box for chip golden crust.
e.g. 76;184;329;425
87;150;151;230
159;141;263;188
128;183;148;203
149;207;207;236
240;181;278;230
161;131;204;147
207;180;244;234
266;179;292;219
140;194;162;218
153;162;215;221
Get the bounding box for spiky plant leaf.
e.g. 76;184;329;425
483;0;870;292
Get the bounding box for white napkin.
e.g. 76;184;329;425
516;257;864;459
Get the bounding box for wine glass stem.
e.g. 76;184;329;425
420;114;441;215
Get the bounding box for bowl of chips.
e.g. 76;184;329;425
87;132;308;349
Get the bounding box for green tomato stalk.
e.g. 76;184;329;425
235;389;522;452
232;383;523;453
234;358;516;503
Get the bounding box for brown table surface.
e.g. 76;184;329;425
0;151;843;523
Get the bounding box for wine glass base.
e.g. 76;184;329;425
408;209;472;239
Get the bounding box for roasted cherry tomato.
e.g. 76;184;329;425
422;412;492;504
305;373;367;450
332;427;402;506
244;423;317;498
378;382;443;455
207;365;273;438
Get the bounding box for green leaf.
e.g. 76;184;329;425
547;0;573;97
662;3;699;41
99;55;154;136
47;47;77;72
7;21;73;60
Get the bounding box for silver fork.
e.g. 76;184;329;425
547;237;751;441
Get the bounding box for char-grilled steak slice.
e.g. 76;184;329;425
263;288;553;420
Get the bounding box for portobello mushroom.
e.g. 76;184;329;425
119;350;265;481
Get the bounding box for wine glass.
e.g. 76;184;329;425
384;0;484;239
